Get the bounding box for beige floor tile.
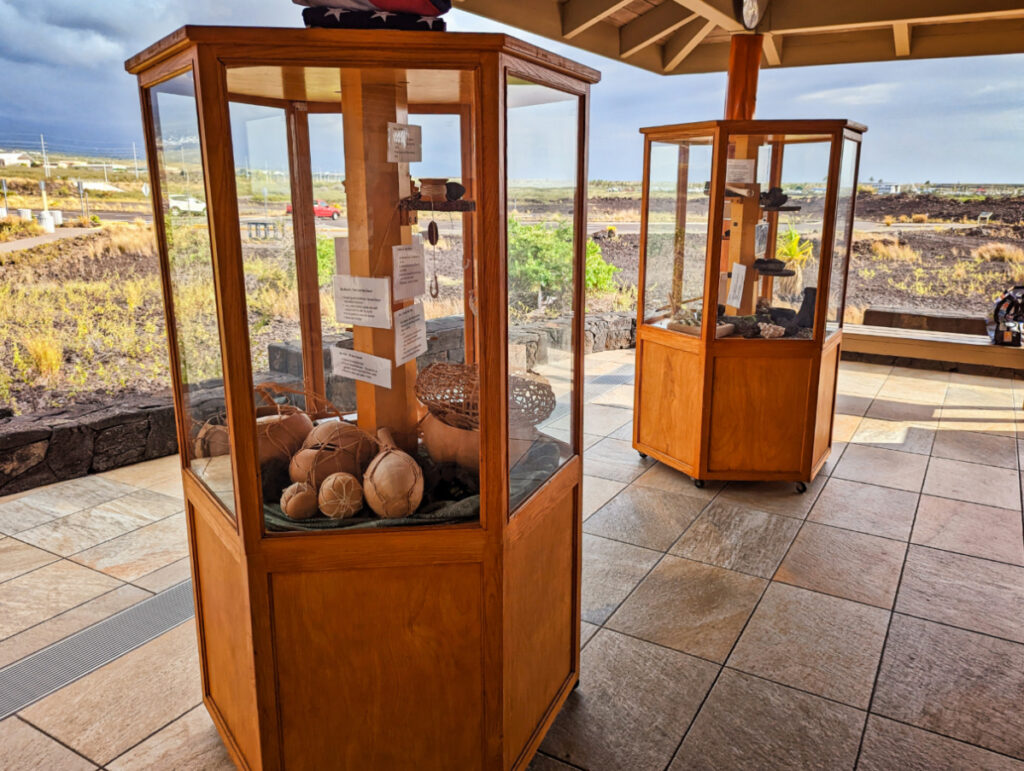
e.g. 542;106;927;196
809;477;918;541
775;523;906;608
133;557;193;594
876;378;948;406
864;398;941;423
0;717;96;770
728;582;889;708
0;560;122;639
589;384;635;408
850;417;936;455
945;383;1016;408
858;715;1024;771
873;614;1024;760
716;475;826;519
670;502;800;578
581;534;661;625
669;669;865;771
834;393;871;418
633;463;724;501
542;630;718;771
0;537;58;582
71;513;188;582
888;366;950;382
607;556;766;663
948;371;1015;390
106;705;232;771
538;427;603;451
580;621;599;648
17;506;165;558
0;498;64;535
529;753;577;770
832;413;862;442
819;442;845;477
584;486;705;551
20;621;202;766
609;419;633;441
581;475;626;521
98;455;182;488
0;585;150;668
896;546;1024;644
832;444;929;492
931;429;1019;469
911;495;1024;566
16;476;138;518
550;403;632;436
922;457;1021;510
583;438;654;484
939;406;1021;438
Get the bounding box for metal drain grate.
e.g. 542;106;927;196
0;579;195;719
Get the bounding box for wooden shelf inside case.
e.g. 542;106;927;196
399;197;477;212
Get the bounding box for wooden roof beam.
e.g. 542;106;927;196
766;0;1024;35
561;0;634;39
663;17;718;71
893;22;911;55
762;32;783;65
671;0;743;32
620;3;698;58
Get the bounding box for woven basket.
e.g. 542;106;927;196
415;363;556;430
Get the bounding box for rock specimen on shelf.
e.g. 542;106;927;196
758;322;786;339
796;286;817;328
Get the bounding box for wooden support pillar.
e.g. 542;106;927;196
724;34;763;120
340;68;418;450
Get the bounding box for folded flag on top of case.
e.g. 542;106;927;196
294;0;450;29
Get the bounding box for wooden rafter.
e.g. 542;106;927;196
893;22;911;56
671;0;742;32
663;17;717;71
767;0;1024;35
620;3;698;58
762;32;783;65
561;0;635;38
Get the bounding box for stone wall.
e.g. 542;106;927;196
0;312;637;495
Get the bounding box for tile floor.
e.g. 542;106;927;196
0;352;1021;770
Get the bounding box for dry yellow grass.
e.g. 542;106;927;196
972;242;1024;264
911;213;929;223
870;240;921;263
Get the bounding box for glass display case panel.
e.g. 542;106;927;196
149;71;236;516
715;133;832;340
827;137;860;334
224;65;482;534
641;136;714;335
505;76;580;511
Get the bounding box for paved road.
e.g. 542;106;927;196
0;227;96;254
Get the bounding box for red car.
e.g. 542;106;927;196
285;199;342;219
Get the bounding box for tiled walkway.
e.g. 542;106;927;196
0;352;1022;769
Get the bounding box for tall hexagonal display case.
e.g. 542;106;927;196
127;27;597;770
633;120;864;491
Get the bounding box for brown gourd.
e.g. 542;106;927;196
318;472;364;519
363;427;424;519
280;482;318;520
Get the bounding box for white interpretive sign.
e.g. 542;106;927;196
334;236;350;275
394;303;428;366
726;263;747;309
725;158;755;184
331;348;392;389
387;122;422;163
333;275;392;329
392;239;425;301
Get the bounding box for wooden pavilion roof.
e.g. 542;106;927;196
456;0;1024;74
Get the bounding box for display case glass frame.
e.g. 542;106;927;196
128;27;597;770
633;120;864;488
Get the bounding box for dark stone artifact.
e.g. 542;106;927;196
759;186;789;208
445;181;466;201
795;286;816;328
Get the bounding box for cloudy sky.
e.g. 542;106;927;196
1;0;1023;182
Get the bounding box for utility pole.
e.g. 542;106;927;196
40;134;49;178
132;142;140;179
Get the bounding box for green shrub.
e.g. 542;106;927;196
508;217;617;310
776;225;814;267
316;235;334;286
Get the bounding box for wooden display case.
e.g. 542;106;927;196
126;27;597;770
633;120;864;491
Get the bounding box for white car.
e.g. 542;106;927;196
168;195;207;215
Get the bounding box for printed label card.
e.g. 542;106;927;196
392;238;426;301
333;275;392;329
726;263;747;309
387;122;422;163
331;348;392;389
394;303;428;366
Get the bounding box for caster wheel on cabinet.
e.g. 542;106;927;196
693;479;705;489
795;482;807;494
638;452;647;459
